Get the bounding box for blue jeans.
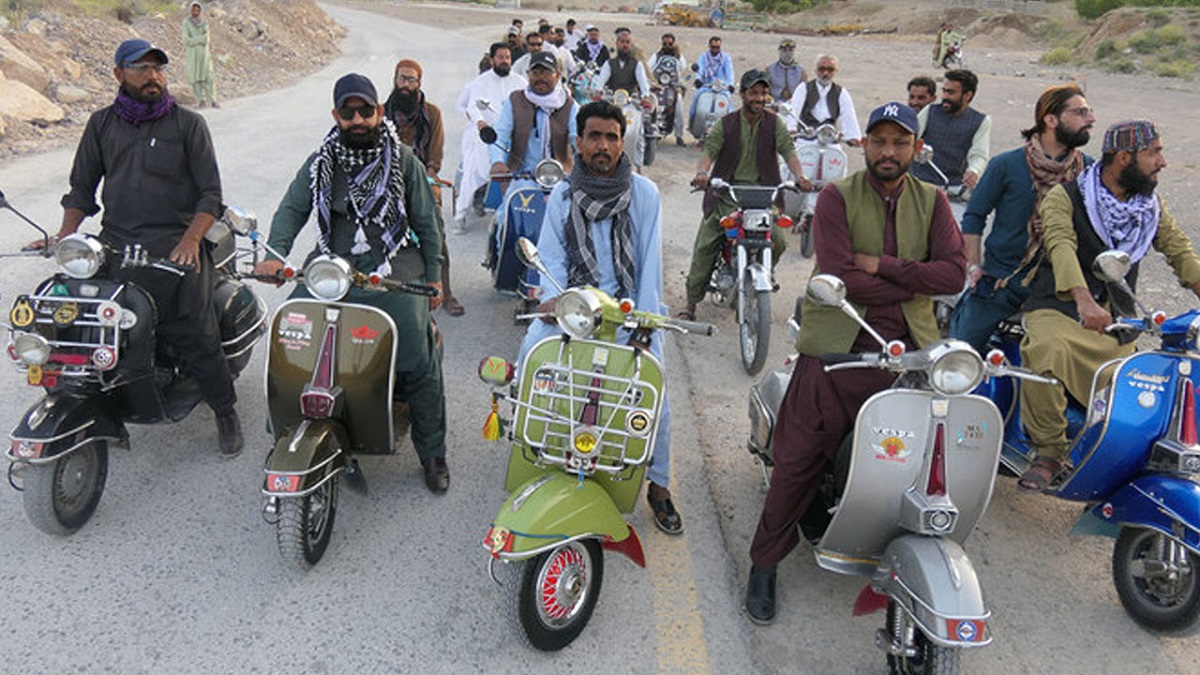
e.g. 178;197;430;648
949;281;1030;355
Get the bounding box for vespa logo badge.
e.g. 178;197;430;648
516;192;537;210
873;435;910;463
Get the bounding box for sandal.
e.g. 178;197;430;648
443;297;465;317
647;484;684;535
1017;457;1062;493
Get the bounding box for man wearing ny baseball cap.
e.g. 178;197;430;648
1014;119;1200;493
742;101;966;625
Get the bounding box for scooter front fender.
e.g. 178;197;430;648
486;473;643;565
261;419;347;497
870;535;992;648
8;394;125;464
1073;474;1200;553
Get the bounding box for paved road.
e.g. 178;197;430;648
2;3;1200;674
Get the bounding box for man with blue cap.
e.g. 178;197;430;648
51;38;243;456
741;102;966;624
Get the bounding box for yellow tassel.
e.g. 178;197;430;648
482;400;501;441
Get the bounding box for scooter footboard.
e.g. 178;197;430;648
872;536;992;648
261;420;348;498
1074;475;1200;553
484;473;643;566
8;395;125;464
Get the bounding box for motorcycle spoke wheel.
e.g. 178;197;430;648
886;600;960;675
22;440;108;536
739;272;771;376
1112;527;1200;635
276;475;339;570
506;540;604;651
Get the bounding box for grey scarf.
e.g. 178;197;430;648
565;153;635;299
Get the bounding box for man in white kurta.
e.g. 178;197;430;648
454;43;527;232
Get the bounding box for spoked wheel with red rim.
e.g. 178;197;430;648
506;539;604;651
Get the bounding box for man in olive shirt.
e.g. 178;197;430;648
254;73;451;493
681;69;811;320
55;38;241;457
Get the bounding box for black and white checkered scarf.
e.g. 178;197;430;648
565;152;635;299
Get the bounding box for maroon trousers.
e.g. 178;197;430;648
749;354;896;568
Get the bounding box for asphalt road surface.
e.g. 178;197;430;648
1;3;1199;674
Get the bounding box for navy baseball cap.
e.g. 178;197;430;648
333;73;379;108
866;102;919;135
528;51;558;72
114;38;168;67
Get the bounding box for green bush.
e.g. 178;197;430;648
1147;8;1171;25
1129;29;1163;52
1157;24;1187;44
1076;0;1126;19
1104;57;1139;73
1041;47;1076;64
1095;39;1120;57
1154;58;1196;76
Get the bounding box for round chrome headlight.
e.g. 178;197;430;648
928;342;985;396
555;289;603;339
222;205;258;235
303;255;354;301
816;124;840;146
657;71;671;85
612;89;630;107
54;234;104;279
12;332;51;366
534;160;565;189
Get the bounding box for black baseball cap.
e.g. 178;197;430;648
528;51;558;72
333;73;378;108
114;39;168;67
740;69;770;92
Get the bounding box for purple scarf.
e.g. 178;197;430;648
112;88;176;126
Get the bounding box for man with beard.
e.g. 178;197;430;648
648;32;688;147
574;24;609;68
255;74;451;493
182;2;217;108
52;39;242;456
742;103;966;624
595;28;651;99
788;54;861;146
766;38;805;103
689;35;735;124
384;59;464;317
1014;120;1200;493
911;69;990;189
516;101;685;535
454;43;527;233
679;70;811;322
510;31;546;78
949;84;1095;355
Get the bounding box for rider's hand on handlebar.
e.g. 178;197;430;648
24;234;58;251
428;281;444;311
168;237;201;271
536;296;558;323
489;162;508;179
253;259;286;286
690;172;709;190
1077;296;1113;334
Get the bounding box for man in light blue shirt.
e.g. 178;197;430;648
689;35;734;122
518;100;682;535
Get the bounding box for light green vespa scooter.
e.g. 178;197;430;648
478;238;713;651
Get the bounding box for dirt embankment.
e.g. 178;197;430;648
0;0;343;158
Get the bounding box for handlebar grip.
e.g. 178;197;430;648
668;318;717;336
385;280;439;297
819;352;866;364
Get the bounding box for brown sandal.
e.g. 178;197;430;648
443;297;465;316
1017;457;1062;493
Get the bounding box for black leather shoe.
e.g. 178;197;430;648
744;565;777;625
422;457;449;494
216;410;243;459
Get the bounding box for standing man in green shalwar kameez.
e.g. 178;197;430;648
183;2;218;108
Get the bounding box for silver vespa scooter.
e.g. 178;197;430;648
747;274;1049;673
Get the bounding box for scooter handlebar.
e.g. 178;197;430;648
663;317;717;336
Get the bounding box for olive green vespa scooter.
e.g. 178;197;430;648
478;238;714;651
255;251;436;570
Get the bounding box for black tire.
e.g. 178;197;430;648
276;475;338;570
506;539;604;651
886;600;961;675
799;214;815;258
1112;526;1200;635
739;271;771;376
22;440;108;536
642;136;657;167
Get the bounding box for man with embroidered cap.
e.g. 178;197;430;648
52;38;243;456
516;101;684;536
255;73;451;493
680;69;811;322
766;37;806;102
1014;119;1200;493
741;101;966;624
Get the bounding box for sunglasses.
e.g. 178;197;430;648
337;104;377;121
124;63;167;74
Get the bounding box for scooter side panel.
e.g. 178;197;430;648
818;391;1002;565
492;473;633;556
1058;352;1199;501
266;299;396;454
873;536;991;648
493;181;548;294
1081;475;1200;553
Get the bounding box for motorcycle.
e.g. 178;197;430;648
979;250;1200;634
688;65;734;142
3;189;267;535
650;55;685;144
478;126;567;322
702;178;795;376
478;238;714;651
602;88;649;170
775;102;849;259
747;274;1047;673
937;35;966;70
569;60;603;105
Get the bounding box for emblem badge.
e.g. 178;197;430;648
10;297;35;328
625;410;653;437
27;364;43;386
52;302;80;326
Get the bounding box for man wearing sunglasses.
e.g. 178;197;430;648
648;32;688;147
255;74;451;493
788;54;861;148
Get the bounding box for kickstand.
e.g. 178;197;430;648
343;457;368;496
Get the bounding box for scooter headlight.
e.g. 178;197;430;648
533;160;565;189
303;255;354;301
12;332;51;365
816;124;840;146
928;341;985;396
657;71;672;85
54;234;104;279
555;288;603;339
612;89;630;107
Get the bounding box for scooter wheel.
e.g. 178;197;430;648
505;539;604;651
885;600;961;675
275;475;339;570
799;215;815;259
21;439;108;536
1112;526;1200;635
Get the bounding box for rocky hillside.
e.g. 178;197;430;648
0;0;344;157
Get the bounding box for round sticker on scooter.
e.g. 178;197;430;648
625;410;653;437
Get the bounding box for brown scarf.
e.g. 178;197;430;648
1010;135;1085;285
